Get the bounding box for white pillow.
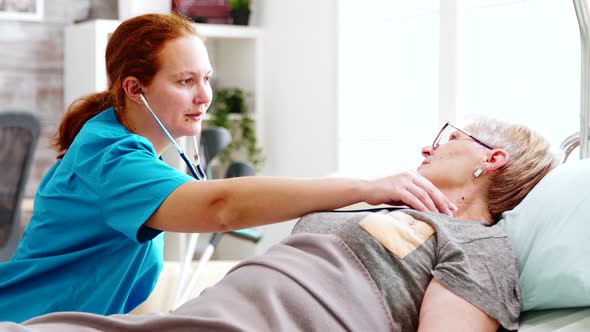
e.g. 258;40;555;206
498;158;590;311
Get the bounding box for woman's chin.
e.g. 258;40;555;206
417;164;429;176
417;166;437;183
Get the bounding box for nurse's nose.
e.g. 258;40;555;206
194;83;212;108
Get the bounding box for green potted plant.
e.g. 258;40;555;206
208;87;264;172
229;0;251;25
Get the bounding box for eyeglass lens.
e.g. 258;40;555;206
435;124;459;147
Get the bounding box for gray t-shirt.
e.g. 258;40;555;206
292;209;521;331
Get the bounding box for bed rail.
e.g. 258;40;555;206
560;132;580;162
573;0;590;159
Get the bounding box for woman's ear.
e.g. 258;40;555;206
482;149;509;173
121;76;143;104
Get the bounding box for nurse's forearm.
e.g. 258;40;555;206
211;176;372;231
147;176;370;233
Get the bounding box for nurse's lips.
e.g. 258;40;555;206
185;112;203;121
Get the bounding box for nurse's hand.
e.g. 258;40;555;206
363;171;457;216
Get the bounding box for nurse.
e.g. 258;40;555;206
0;13;456;323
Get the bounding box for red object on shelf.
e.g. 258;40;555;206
172;0;231;24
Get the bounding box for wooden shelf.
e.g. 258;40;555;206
194;23;261;39
81;20;261;39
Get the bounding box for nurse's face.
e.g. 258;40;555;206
143;35;213;138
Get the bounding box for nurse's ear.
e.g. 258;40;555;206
121;76;143;104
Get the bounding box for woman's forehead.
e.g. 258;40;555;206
463;123;480;135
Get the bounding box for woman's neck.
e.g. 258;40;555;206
440;187;493;223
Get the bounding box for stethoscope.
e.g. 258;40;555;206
139;93;207;181
139;92;226;309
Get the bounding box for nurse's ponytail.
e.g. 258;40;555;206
52;13;198;156
52;91;115;157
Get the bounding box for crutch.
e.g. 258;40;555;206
174;228;262;308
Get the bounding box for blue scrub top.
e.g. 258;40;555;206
0;108;194;323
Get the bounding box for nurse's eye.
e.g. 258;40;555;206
179;78;194;85
449;133;459;141
204;75;212;83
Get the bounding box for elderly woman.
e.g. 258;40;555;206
0;118;559;331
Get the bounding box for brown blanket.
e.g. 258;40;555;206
0;234;394;331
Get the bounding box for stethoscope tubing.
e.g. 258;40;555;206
139;93;207;181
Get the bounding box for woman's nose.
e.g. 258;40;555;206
421;145;433;157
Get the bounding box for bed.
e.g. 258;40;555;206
496;129;590;331
509;1;590;329
520;307;590;331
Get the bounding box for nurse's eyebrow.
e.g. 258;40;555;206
171;70;213;78
171;71;196;78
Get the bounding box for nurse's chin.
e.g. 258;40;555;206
181;125;203;137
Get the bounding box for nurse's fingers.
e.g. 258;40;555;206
410;173;456;216
395;188;429;213
365;171;456;216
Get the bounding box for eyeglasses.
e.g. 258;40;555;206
433;121;493;150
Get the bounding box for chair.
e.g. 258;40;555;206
0;112;40;261
224;160;255;178
197;127;231;179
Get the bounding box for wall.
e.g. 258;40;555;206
1;1;73;195
249;0;339;254
260;0;339;178
0;0;103;228
456;0;580;146
338;1;440;176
